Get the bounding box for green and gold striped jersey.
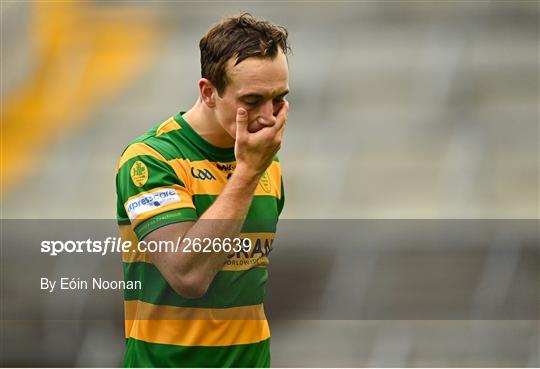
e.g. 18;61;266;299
115;112;284;368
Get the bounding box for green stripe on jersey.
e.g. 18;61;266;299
134;208;197;240
123;337;270;368
124;263;267;308
193;195;279;231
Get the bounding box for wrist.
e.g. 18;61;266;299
233;163;262;184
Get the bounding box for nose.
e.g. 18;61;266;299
256;101;277;127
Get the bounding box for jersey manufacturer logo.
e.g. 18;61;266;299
125;188;179;220
130;161;148;187
259;171;271;193
191;167;216;181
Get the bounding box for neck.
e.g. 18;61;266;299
182;100;235;148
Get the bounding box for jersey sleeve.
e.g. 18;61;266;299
274;155;285;216
116;142;197;240
278;176;285;216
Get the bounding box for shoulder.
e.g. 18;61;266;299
116;116;187;171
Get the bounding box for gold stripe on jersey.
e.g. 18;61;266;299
121;229;274;271
156;117;182;136
124;301;270;346
122;253;269;271
222;256;269;271
117;146;282;198
116;142;168;173
120;225;150;263
169;159;282;198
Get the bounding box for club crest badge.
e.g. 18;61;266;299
259;171;271;193
130;160;148;187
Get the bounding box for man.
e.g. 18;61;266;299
115;13;290;367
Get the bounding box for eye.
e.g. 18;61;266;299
273;92;288;104
273;98;284;106
243;97;261;106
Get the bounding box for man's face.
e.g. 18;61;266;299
213;50;289;137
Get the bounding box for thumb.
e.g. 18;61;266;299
235;108;248;138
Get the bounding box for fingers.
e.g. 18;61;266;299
273;101;288;145
275;116;287;143
272;100;289;132
235;108;249;140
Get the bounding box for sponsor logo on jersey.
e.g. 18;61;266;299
130;161;148;187
125;188;179;220
191;167;216;181
228;237;274;259
259;171;271;193
216;163;235;172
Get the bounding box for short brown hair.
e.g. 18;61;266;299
199;12;291;96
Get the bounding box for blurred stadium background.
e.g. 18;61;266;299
1;1;538;367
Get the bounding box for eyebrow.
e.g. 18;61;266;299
240;90;290;99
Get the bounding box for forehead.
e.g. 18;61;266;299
225;52;289;96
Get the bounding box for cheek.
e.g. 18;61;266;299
216;102;239;133
222;113;237;135
228;105;254;131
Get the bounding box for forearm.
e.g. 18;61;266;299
178;165;261;283
198;163;260;220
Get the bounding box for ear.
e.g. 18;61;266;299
198;78;216;108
